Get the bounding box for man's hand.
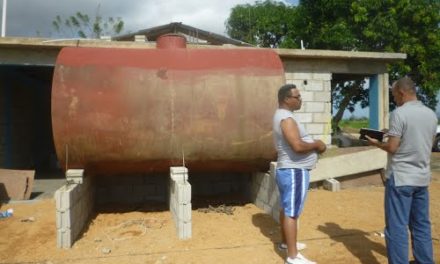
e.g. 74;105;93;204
365;135;380;146
366;134;400;154
315;139;327;154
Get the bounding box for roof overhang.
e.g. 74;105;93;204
0;37;406;67
277;48;406;62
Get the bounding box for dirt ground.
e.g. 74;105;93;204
1;153;439;264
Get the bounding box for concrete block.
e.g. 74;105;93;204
323;80;331;92
170;167;188;177
294;113;313;123
56;209;66;229
312;73;332;81
263;203;272;214
266;181;277;196
299;91;314;102
284;72;294;80
57;228;72;249
172;202;192;222
56;207;75;230
169;166;192;240
176;183;191;204
314;91;331;102
291;72;313;80
323;178;340;192
305;123;325;135
55;176;95;249
171;173;188;183
255;185;269;204
261;173;271;188
269;162;277;178
55;183;77;211
254;198;265;211
176;221;192;240
66;169;84;184
268;190;280;208
304;80;324;91
305;102;325;113
324;101;332;113
313;113;331;123
71;218;83;244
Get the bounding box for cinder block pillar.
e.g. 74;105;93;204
55;170;94;248
251;162;281;223
169;167;192;239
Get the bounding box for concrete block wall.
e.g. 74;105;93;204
284;68;332;145
189;172;249;197
251;162;281;223
95;174;167;205
169;167;192;239
55;175;94;248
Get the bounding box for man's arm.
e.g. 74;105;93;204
281;118;326;154
366;135;400;154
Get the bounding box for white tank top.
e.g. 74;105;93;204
273;109;318;169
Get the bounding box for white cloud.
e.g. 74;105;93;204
1;0;297;38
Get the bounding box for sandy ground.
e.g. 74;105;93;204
0;153;439;264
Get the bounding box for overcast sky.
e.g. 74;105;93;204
1;0;298;38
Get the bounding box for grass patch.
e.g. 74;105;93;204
338;118;369;133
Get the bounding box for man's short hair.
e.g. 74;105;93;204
278;84;297;103
393;77;416;94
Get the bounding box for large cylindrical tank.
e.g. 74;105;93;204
51;34;285;174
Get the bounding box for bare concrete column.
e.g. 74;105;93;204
169;167;192;239
55;170;94;248
379;73;389;130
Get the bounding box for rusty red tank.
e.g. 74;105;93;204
51;34;285;174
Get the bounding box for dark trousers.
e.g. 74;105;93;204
384;174;434;264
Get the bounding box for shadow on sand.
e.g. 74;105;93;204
251;212;284;259
317;222;386;264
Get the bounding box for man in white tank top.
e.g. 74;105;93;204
273;84;326;264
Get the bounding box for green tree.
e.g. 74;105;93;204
52;5;124;38
225;0;296;47
295;0;440;128
225;0;440;130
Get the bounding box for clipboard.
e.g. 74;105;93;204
359;128;385;142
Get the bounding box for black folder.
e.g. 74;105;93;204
359;128;385;142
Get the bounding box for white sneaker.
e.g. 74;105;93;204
285;253;316;264
277;242;307;251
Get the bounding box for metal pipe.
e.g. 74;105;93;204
1;0;6;37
